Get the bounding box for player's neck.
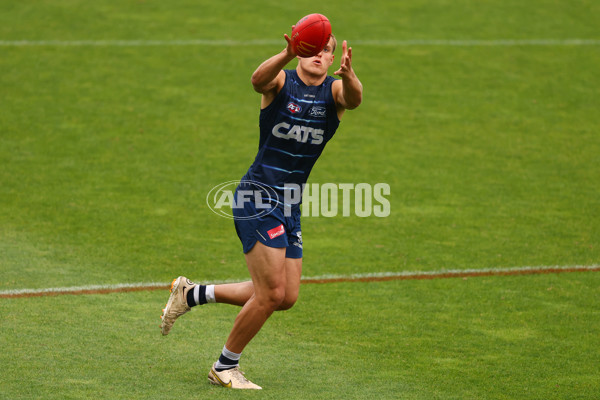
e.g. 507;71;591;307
296;66;327;87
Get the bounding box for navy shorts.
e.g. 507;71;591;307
233;197;303;259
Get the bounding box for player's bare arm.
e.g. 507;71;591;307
251;31;297;107
333;40;363;116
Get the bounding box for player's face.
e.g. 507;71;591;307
298;37;335;75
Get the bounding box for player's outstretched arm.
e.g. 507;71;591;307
333;40;363;110
251;31;297;95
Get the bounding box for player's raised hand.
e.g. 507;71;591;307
334;40;354;78
332;39;362;110
284;26;297;57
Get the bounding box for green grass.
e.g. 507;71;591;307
1;0;599;398
1;274;599;399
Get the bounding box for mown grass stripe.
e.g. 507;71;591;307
1;265;598;299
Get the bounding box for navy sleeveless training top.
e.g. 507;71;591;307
241;69;340;208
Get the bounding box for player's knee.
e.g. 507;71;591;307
277;292;299;311
277;298;296;311
257;286;286;311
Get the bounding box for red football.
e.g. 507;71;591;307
291;14;332;58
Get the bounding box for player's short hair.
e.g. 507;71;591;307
329;34;337;53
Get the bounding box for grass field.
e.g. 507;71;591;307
1;0;599;399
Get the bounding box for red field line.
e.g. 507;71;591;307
300;266;600;284
0;285;171;299
1;266;599;299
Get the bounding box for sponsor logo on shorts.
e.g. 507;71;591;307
267;224;285;239
293;231;303;249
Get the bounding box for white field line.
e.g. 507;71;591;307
1;265;598;298
0;39;599;47
355;39;600;46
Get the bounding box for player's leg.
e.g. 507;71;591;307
160;263;295;336
213;255;300;308
159;277;243;336
279;210;303;310
212;281;254;306
208;252;301;390
223;241;287;354
208;241;287;389
210;209;302;309
278;256;302;310
169;237;300;326
162;213;303;337
211;251;301;368
213;266;299;308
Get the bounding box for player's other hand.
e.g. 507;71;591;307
334;40;354;78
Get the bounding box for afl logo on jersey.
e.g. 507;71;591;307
287;102;302;114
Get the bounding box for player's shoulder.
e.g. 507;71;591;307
329;75;341;85
277;69;292;90
330;77;342;97
260;70;289;109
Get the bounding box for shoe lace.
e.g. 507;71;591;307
231;367;251;384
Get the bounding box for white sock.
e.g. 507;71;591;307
215;345;241;370
205;284;216;303
193;285;201;305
